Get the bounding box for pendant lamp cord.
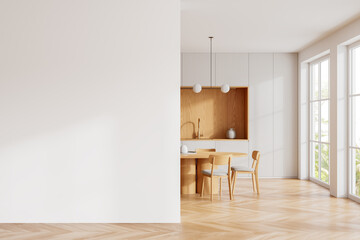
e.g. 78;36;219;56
209;36;213;86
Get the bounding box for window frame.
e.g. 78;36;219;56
308;55;330;187
348;40;360;202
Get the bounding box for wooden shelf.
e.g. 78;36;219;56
181;87;248;140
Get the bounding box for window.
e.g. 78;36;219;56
310;57;330;184
349;42;360;198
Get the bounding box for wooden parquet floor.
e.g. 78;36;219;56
1;179;360;240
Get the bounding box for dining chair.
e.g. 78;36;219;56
231;151;260;196
196;149;216;194
200;154;232;201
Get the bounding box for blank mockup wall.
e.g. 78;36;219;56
0;0;180;222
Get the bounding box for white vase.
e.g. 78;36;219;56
226;128;236;139
181;145;188;154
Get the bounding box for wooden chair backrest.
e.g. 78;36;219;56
251;151;260;171
209;154;232;176
196;148;216;153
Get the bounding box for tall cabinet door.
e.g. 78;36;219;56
215;53;248;87
181;53;214;87
273;53;298;177
249;53;274;177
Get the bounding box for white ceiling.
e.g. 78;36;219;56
181;0;360;52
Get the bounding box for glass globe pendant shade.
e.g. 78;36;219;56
221;84;230;93
193;84;202;93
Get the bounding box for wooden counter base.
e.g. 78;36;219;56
180;159;196;194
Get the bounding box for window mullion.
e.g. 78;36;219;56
348;48;353;194
349;48;353;194
350;48;353;148
310;98;330;103
349;146;360;150
310;101;312;176
319;63;322;181
310;140;330;145
309;57;330;184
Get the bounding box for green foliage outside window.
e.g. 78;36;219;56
356;149;360;196
313;143;329;184
313;137;360;195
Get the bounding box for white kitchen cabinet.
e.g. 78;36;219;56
249;53;274;177
180;140;215;152
181;53;215;87
215;53;248;87
273;53;298;177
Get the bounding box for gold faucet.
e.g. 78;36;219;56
197;118;203;139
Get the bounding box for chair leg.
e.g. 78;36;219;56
255;172;260;194
228;175;232;200
201;177;205;197
232;171;237;196
231;171;235;194
219;178;222;197
251;173;256;192
210;177;213;201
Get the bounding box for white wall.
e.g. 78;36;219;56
298;17;360;197
0;0;180;222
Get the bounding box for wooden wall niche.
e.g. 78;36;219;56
181;87;248;140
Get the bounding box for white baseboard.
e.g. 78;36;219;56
349;194;360;204
309;177;330;189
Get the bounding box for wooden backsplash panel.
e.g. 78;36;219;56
181;88;248;139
